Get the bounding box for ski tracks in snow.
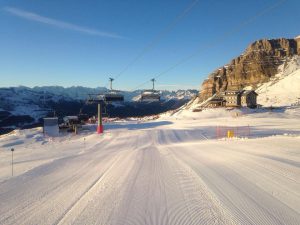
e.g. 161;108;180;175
169;140;300;225
107;130;235;225
1;128;300;225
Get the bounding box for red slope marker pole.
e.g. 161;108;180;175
97;103;104;134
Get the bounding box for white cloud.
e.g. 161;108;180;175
4;6;124;39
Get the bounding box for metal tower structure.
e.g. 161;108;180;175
151;78;156;90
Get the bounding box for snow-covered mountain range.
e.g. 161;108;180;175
0;85;196;104
0;87;197;132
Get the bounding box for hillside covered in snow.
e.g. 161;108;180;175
180;55;300;113
183;52;300;111
0;103;299;225
256;56;300;107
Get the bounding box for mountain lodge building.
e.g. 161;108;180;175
205;90;258;108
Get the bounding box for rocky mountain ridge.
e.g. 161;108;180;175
199;36;300;101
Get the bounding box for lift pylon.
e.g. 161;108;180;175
97;103;103;134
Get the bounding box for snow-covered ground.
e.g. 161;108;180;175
0;106;300;225
256;56;300;107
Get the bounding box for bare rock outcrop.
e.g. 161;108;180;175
199;37;300;101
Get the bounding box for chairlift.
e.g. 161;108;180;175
102;78;124;103
86;94;104;104
140;78;161;102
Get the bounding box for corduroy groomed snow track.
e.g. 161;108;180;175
1;107;300;225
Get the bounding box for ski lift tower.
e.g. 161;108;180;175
86;94;104;134
151;78;156;90
85;78;125;134
109;77;114;90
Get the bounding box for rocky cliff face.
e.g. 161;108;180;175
199;37;300;101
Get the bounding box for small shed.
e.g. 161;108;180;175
43;117;59;137
241;90;258;108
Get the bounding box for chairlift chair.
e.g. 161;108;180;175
140;78;161;102
102;78;124;103
141;89;161;102
86;94;104;104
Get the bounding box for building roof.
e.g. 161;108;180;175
223;90;258;96
44;117;58;126
209;99;225;103
63;116;79;122
241;90;258;96
44;117;58;121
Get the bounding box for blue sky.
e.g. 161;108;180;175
0;0;299;91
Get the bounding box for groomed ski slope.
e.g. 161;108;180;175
0;107;300;225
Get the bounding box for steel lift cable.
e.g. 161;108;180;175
102;0;200;90
113;0;200;81
131;0;287;91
